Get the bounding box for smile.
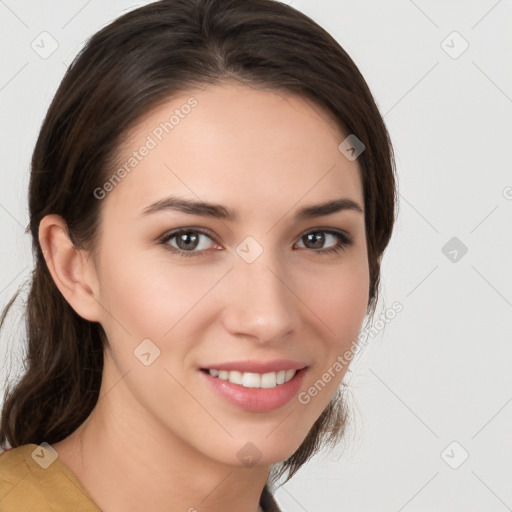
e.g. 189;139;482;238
203;368;297;389
199;367;308;412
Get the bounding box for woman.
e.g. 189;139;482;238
0;0;397;510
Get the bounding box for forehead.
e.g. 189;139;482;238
102;82;363;222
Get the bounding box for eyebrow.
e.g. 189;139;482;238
139;195;364;220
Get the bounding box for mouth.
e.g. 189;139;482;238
199;368;298;389
198;366;308;412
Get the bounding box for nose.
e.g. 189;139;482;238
221;249;300;344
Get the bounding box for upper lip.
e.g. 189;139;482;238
200;359;308;374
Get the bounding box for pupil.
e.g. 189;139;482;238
307;232;324;249
178;232;198;250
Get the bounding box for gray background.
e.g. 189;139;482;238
1;1;511;510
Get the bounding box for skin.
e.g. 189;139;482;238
42;81;370;512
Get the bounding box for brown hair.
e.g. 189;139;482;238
0;0;397;489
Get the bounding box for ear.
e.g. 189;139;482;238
38;214;102;323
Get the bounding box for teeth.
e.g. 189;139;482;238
208;369;297;389
229;370;243;385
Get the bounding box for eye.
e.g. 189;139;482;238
296;229;353;255
159;228;353;258
160;229;217;257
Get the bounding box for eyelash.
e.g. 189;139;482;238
158;228;353;258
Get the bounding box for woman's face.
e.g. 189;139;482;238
89;81;369;466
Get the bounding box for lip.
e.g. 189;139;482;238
198;359;308;374
199;366;308;412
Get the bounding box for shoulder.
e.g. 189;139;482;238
0;444;49;511
0;443;100;512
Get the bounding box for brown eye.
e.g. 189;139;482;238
175;231;200;250
302;231;327;249
160;229;216;257
296;230;352;254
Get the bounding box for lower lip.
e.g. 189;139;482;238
199;368;308;412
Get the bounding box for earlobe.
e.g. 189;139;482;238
38;214;102;323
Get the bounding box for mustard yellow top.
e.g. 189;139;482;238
0;444;282;511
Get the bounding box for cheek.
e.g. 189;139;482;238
299;254;369;342
295;260;368;417
97;246;227;342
